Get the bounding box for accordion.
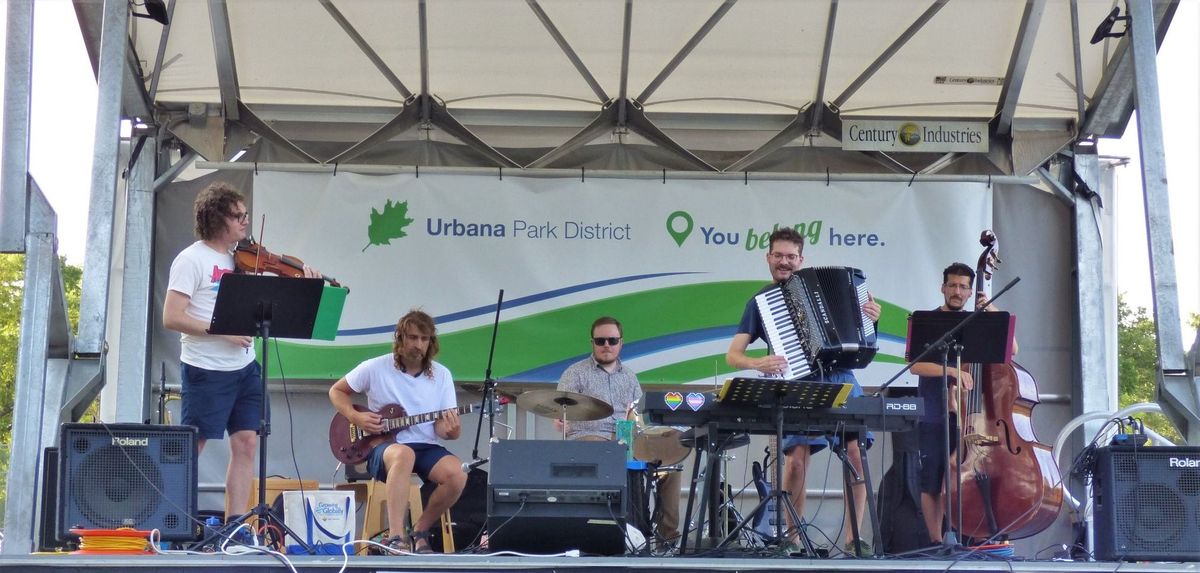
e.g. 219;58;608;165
754;266;878;379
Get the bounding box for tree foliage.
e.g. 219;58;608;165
1116;294;1183;443
0;254;83;522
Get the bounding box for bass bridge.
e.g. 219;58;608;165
964;433;999;446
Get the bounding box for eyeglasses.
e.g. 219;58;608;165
592;337;621;346
768;252;801;263
228;211;249;224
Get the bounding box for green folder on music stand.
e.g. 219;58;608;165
311;286;348;341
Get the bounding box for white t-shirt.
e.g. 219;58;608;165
167;241;255;371
344;354;456;445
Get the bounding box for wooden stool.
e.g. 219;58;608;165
338;479;454;552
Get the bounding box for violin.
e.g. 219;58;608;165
234;238;346;289
949;230;1061;541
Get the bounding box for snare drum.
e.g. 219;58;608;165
632;426;690;466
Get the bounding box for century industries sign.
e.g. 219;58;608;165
841;118;989;153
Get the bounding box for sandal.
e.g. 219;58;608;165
408;529;435;554
383;535;409;553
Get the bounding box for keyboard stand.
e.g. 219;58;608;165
714;402;817;556
679;421;720;554
710;377;849;556
829;431;883;557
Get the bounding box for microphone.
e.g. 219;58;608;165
461;457;489;473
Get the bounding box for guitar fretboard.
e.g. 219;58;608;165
382;404;474;431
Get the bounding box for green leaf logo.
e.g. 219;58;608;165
363;199;416;252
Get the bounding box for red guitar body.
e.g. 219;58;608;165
329;404;409;465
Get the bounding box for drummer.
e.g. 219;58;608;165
556;316;683;550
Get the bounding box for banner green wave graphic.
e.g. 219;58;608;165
265;280;911;384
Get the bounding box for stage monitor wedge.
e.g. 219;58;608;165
487;439;627;555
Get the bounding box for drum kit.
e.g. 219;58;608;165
516;389;689;466
509;388;768;553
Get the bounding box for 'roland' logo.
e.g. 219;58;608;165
112;436;149;447
885;402;916;411
1168;457;1200;468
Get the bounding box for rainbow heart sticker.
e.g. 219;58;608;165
664;392;684;411
686;392;706;411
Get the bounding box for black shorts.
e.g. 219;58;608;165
917;416;958;494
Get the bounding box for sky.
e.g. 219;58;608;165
2;0;1197;342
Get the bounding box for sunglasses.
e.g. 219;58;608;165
592;337;621;346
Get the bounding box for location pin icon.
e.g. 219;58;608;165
666;211;694;247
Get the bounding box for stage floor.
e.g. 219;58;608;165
3;553;1198;573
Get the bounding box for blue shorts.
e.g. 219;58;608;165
367;442;454;483
181;361;264;440
781;369;875;455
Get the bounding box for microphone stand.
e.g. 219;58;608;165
873;276;1019;555
157;362;168;424
466;290;505;472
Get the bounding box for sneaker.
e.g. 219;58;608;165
843;538;871;556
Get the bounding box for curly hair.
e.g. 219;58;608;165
193;182;246;241
392;310;439;377
767;227;805;255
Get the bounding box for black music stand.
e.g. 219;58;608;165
714;377;849;554
906;310;1013;551
199;273;324;552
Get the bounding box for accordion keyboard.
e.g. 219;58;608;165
755;287;813;380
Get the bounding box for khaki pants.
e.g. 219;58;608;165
576;434;681;543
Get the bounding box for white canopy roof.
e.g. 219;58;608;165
105;0;1175;170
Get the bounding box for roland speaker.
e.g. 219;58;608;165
58;423;199;541
1093;445;1200;561
487;439;627;555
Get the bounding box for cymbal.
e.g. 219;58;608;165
516;389;614;422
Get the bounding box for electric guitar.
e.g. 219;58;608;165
752;438;781;538
328;403;474;465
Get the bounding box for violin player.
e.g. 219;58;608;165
163;182;321;523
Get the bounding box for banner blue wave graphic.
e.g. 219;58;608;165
336;272;702;336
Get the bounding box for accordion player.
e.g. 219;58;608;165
754;266;879;380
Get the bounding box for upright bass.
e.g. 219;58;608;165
950;231;1062;540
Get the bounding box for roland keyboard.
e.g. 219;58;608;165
641;392;922;434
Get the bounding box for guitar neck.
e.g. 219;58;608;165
382;404;472;431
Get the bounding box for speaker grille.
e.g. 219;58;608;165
75;445;164;527
1095;446;1200;561
1115;484;1185;550
58;424;198;541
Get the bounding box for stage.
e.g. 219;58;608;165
2;552;1197;573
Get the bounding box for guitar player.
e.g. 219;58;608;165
328;309;466;553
